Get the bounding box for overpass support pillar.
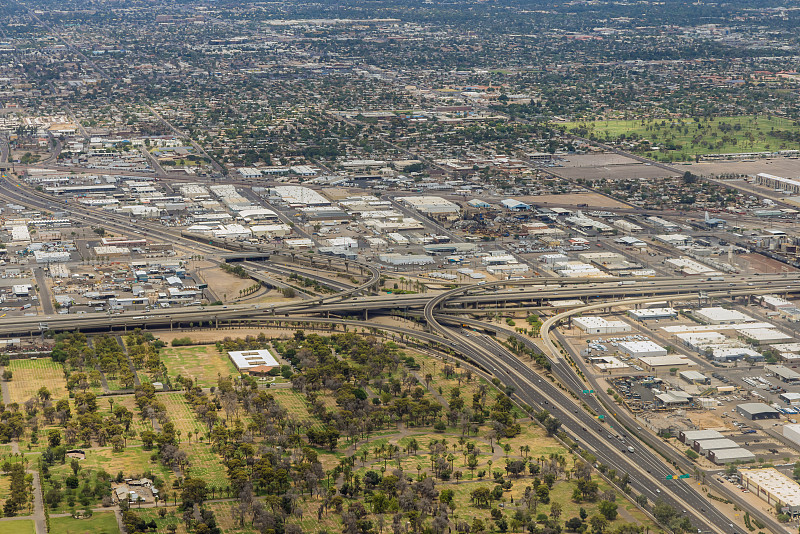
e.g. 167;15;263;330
364;309;368;321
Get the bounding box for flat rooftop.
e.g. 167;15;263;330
228;349;279;371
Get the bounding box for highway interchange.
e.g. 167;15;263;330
0;174;795;534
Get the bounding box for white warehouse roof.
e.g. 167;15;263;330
695;307;756;324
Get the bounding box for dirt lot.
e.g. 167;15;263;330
560;154;641;167
152;316;422;345
734;253;798;274
553;163;679;181
197;263;253;301
687;158;800;178
684;409;730;430
518;192;632;209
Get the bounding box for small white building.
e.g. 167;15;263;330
33;251;70;264
327;237;358;249
238;168;263;179
12;284;31;297
251;224;291;238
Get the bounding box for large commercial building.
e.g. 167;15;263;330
618;340;667;358
638;355;695;373
708;447;756;465
740;468;800;517
628;308;677;321
693;438;740;455
270;186;330;207
756;173;800;194
784;423;800;448
573;316;631;334
736;403;780;420
680;370;709;384
767;365;800;383
33;251;71;263
679;429;723;444
401;196;461;218
227;349;279;373
695;307;755;325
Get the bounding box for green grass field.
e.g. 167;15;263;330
159;345;238;388
160;393;206;438
558;115;800;162
50;513;120;534
133;504;258;534
0;519;36;534
180;442;228;487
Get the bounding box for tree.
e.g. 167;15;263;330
48;429;61;448
565;517;583;531
550;501;563;522
181;477;207;508
589;514;608;533
470;486;492;508
598;500;618;521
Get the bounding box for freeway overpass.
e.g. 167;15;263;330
1;276;797;337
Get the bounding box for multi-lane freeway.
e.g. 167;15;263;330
0;175;794;533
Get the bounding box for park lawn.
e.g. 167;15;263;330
207;501;259;534
406;350;527;419
160;393;206;439
180;442;228;488
159;345;238;388
133;503;259;534
18;396;142;453
50;512;120;534
547;476;649;528
558;115;800;161
43;447;176;514
0;471;10;506
501;423;570;465
292;502;343;533
129;508;186;534
6;358;69;404
0;519;36;534
104;377;129;392
268;389;317;425
113;395;156;437
80;447;175;488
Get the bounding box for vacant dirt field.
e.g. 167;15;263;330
687;158;800;178
518;192;632;209
199;265;254;301
559;153;640;167
554;163;679;181
735;253;798;274
153;325;351;345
